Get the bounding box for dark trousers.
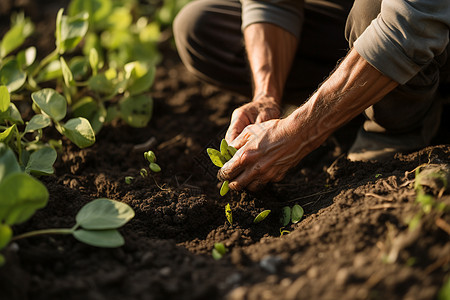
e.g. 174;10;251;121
173;0;449;144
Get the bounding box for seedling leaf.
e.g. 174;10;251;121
144;151;156;163
25;147;57;176
60;57;74;87
291;204;304;224
0;173;49;225
0;144;21;182
0;16;33;58
0;86;10;113
227;145;237;157
31;89;67;122
25;114;52;133
56;10;89;53
220;139;231;161
73;229;124;248
61;117;96;148
0;124;16;143
0;59;27;92
17;47;37;68
207;148;226;168
119;95;153;128
0;224;12;250
214;242;228;255
212;248;223;260
254;210;271;224
225;203;232;225
149;162;161;172
220;180;229;196
75;198;135;230
280;206;291;226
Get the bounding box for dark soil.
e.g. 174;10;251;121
1;2;449;300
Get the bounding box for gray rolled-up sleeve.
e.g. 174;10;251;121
240;0;303;38
354;0;450;84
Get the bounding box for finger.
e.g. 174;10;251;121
228;159;265;191
217;154;245;181
229;126;255;150
225;111;251;143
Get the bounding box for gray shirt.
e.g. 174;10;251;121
240;0;450;84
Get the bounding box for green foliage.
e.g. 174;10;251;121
211;242;228;260
207;139;237;196
254;210;271;224
280;204;304;226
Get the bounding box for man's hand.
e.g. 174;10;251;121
225;95;281;143
218;49;398;192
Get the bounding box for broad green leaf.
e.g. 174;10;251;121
73;229;124;248
76;198;134;230
0;173;48;225
56;10;89;53
220;139;232;161
280;206;291;226
71;97;106;134
36;60;62;83
124;61;155;96
61;117;95;148
31;89;67;122
0;224;12;250
87;73;116;95
254;210;271;224
149;162;161;172
291;204;304;224
24;114;52;133
0;17;34;58
0;124;16;143
25;147;57;175
119;95;153;128
220;180;229;196
0;86;10;113
68;0;112;26
225;203;232;225
6;103;23;124
0;144;21;182
60;57;74;87
0;60;26;92
207;148;226;168
16;47;37;68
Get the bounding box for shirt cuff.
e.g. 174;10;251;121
241;1;302;39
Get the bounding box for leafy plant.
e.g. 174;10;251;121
254;210;271;224
280;204;304;226
211;242;228;260
207;139;237;196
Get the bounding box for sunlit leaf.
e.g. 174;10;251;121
17;47;37;68
24;114;52;133
69;56;89;80
68;0;112;26
36;60;62;83
25;147;57;176
87;73;116;95
73;228;124;248
220;180;229;196
60;117;95;148
207;148;226;168
124;61;155;96
254;210;271;223
225;203;232;225
0;144;21;183
31;88;67;122
0;16;34;58
0;224;12;250
0;124;16;143
60;57;74;87
56;9;89;53
76;198;135;230
0;86;10;113
220;139;231;160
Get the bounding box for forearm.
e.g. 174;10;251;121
286;48;399;151
244;23;298;103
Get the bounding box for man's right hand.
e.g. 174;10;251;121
225;95;281;143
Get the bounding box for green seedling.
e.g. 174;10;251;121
144;150;161;173
125;176;134;184
207;139;237;196
211;242;228;260
225;203;233;225
140;168;148;178
280;204;304;226
149;162;161;173
254;210;271;224
280;228;291;236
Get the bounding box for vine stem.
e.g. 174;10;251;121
12;225;77;241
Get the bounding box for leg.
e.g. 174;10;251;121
173;0;354;102
345;0;448;160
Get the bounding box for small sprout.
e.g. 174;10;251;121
280;228;291;236
144;150;156;163
125;176;134;184
254;210;271;224
149;162;161;172
280;206;291;227
291;204;304;224
225;203;233;225
140;168;148;177
220;139;232;161
375;173;382;178
220;180;229;196
212;242;228;260
207;148;226;167
227;145;237;157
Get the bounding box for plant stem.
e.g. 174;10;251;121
12;227;75;241
31;48;59;78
